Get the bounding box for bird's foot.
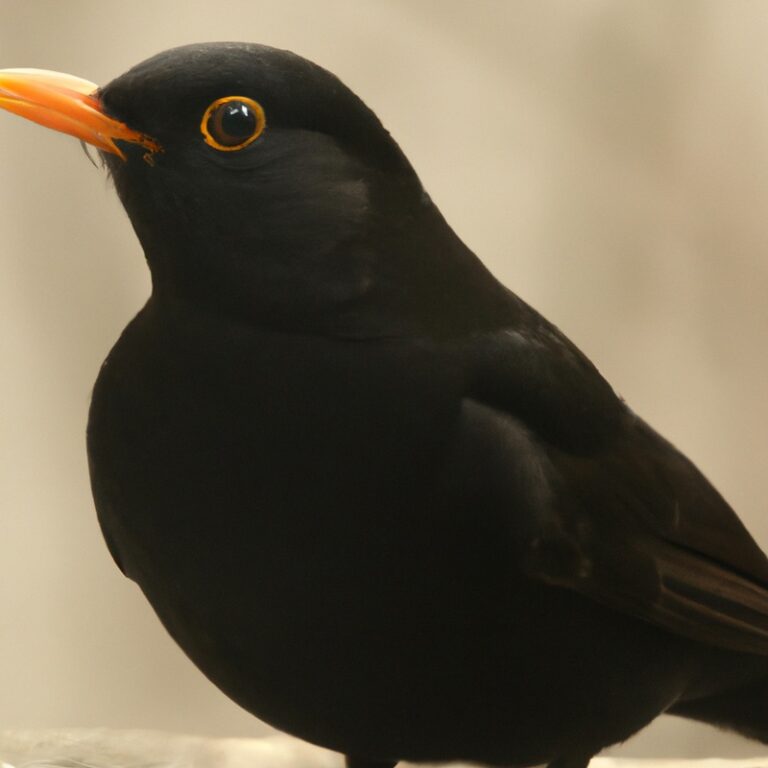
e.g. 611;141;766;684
547;754;593;768
345;755;398;768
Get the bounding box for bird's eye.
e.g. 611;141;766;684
201;96;266;151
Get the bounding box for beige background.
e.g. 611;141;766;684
1;0;768;760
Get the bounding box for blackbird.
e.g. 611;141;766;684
1;42;767;768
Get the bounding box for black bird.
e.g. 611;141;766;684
2;43;768;768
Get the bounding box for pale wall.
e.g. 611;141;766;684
1;0;767;760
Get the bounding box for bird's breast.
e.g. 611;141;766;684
86;302;481;744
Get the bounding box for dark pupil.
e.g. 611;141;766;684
210;101;256;146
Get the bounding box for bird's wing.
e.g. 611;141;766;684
458;322;768;655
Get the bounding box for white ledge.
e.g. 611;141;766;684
1;729;767;768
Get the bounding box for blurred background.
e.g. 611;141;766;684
1;0;768;760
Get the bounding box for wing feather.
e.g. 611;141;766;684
461;322;768;656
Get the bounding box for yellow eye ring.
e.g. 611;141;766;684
200;95;266;151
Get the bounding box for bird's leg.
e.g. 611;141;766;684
547;754;593;768
345;756;398;768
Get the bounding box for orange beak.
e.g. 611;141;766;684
0;68;161;160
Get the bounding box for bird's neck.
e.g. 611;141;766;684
140;186;516;340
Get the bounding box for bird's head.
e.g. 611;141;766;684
0;43;508;336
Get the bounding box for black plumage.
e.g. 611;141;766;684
5;42;768;768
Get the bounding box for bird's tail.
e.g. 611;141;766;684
669;673;768;744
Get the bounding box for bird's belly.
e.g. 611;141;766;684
93;436;691;768
129;526;690;766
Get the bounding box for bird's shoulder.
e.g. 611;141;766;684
456;300;626;452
